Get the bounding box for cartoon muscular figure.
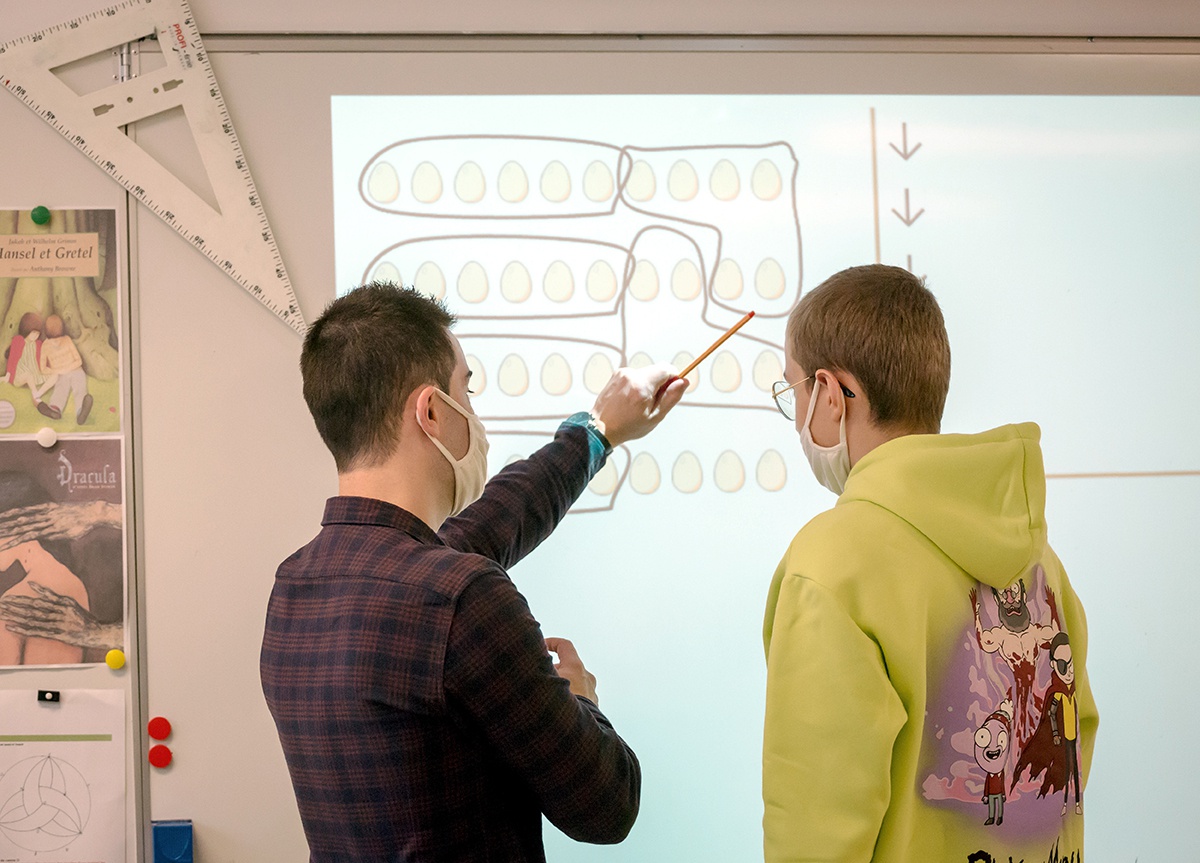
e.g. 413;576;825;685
1011;631;1083;816
971;564;1061;746
974;699;1013;826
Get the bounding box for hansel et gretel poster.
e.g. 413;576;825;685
0;209;121;434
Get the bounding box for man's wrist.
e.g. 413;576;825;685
562;411;613;478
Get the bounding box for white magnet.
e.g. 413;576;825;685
36;427;57;448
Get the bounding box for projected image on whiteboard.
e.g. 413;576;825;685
345;130;802;510
332;95;1200;863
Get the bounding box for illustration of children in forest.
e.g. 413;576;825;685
0;209;121;434
4;312;58;415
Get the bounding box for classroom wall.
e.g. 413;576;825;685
0;52;143;862
2;2;1199;862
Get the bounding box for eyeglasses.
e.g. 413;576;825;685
771;376;811;421
1052;656;1072;675
771;375;855;421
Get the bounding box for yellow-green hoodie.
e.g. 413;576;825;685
763;423;1097;862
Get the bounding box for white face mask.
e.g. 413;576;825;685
799;379;851;495
422;388;490;517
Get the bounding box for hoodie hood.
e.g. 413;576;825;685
838;423;1047;589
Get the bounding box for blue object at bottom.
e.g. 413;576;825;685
152;819;193;863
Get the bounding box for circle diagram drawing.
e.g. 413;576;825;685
0;754;91;852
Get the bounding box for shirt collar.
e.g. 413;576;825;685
321;496;443;545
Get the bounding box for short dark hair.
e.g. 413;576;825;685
1049;631;1070;659
786;264;951;433
301;282;457;472
18;312;42;336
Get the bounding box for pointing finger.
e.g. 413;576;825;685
544;637;579;665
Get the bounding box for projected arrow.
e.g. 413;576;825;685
888;123;922;160
906;254;926;280
891;189;924;226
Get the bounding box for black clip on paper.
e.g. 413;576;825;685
38;690;60;703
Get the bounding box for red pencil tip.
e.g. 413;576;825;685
748;311;756;318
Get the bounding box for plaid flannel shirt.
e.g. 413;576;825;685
261;422;639;862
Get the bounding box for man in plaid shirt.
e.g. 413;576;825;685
261;283;686;862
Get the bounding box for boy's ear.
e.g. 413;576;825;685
814;369;846;420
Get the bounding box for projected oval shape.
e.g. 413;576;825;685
543;261;575;302
626;160;656;201
713;258;743;300
465;354;487;396
497;354;529;396
714;450;746;492
454;161;487;202
628;351;653;369
540;160;572;202
629;260;659;301
414;261;446;300
541;353;573;395
710;159;741;200
457;261;489;303
752;350;784;393
672;351;699;392
584;353;614;394
588;459;619;495
668;160;699;201
411;162;443;203
756;449;788;491
498;161;529;203
755;258;787;300
672;452;703;493
711;350;742;392
587;260;618;301
629;453;661;494
751;159;783;200
671;259;702;301
372;261;401;285
584;161;615;201
367;161;400;203
500;261;532;303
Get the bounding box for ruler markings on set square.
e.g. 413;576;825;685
0;0;305;334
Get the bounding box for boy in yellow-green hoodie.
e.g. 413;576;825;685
763;265;1097;862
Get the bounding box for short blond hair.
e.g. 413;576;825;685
787;265;950;433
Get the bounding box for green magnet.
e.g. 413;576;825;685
30;206;51;225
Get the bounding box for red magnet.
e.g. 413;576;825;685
149;744;173;769
148;716;172;740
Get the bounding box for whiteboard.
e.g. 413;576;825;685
145;47;1199;863
330;90;1200;862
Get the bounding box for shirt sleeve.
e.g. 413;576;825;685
438;422;599;570
763;573;907;863
443;565;640;844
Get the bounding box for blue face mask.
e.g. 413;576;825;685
799;379;850;495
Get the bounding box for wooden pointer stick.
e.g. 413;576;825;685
655;310;756;401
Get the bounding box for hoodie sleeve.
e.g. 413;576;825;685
763;571;907;863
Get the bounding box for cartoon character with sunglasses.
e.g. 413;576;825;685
1011;631;1083;816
